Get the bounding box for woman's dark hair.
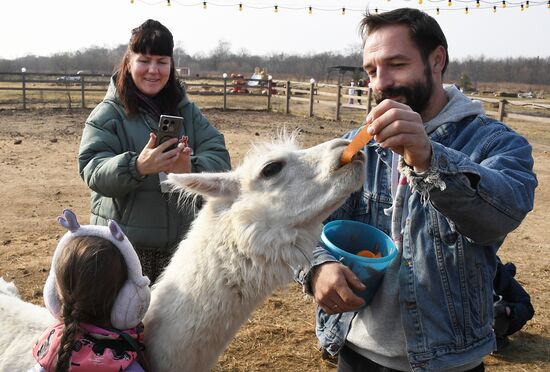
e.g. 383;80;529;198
54;236;127;372
359;8;449;74
115;19;183;117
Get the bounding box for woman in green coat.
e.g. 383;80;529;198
78;19;231;283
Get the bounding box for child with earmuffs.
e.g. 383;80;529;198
29;209;151;372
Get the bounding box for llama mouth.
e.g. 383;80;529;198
335;150;365;171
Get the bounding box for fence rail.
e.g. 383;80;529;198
1;72;548;125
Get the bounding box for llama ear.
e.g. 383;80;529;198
166;172;240;199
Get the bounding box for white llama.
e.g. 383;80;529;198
0;135;365;371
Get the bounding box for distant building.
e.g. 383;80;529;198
176;67;191;77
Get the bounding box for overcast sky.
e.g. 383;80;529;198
1;0;549;61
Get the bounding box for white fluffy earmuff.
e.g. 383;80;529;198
43;209;151;330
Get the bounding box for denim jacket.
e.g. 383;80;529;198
305;114;537;371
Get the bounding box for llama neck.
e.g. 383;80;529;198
145;204;320;371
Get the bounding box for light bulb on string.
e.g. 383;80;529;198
465;7;469;14
502;1;506;8
203;1;207;9
239;3;243;11
476;0;480;7
547;0;550;8
526;1;529;8
419;0;423;4
130;0;134;4
436;7;440;14
448;0;452;6
274;5;278;13
493;5;497;12
308;6;312;14
167;0;170;6
521;3;524;10
342;7;346;15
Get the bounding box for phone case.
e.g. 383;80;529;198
156;115;184;151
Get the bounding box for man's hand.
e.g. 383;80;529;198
312;262;366;314
366;99;432;172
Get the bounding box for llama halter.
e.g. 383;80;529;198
43;209;151;329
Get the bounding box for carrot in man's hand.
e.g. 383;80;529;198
341;124;373;165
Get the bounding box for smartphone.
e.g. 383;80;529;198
156;115;184;152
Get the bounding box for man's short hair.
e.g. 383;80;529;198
360;8;449;74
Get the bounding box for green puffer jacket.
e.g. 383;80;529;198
78;78;231;253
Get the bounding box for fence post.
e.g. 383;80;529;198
309;80;315;117
21;68;27;110
222;73;228;111
366;86;372;115
80;75;86;108
335;84;342;121
267;77;272;112
498;99;507;122
285;81;291;114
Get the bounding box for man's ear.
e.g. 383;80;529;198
431;45;447;74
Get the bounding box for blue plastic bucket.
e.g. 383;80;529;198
320;220;397;306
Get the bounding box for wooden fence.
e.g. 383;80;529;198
1;72;549;125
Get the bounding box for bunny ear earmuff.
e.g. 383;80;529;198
43;209;151;329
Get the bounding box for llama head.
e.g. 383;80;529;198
166;133;365;265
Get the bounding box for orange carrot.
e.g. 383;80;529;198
356;250;382;258
341;124;373;165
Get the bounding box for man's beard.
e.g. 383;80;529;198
373;65;434;114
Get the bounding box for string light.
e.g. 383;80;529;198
127;1;550;16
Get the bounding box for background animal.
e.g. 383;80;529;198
0;135;364;371
0;277;53;370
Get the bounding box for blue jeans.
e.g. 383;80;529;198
337;345;485;372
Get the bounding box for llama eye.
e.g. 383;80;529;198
260;161;284;178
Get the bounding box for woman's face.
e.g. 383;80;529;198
128;53;171;97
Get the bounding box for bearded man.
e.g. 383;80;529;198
302;7;537;372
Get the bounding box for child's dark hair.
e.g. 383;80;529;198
359;8;449;74
115;19;183;117
54;236;127;372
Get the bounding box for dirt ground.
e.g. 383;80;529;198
0;108;548;371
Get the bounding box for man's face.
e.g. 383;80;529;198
363;24;434;114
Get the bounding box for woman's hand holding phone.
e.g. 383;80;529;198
168;135;192;174
136;133;191;176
